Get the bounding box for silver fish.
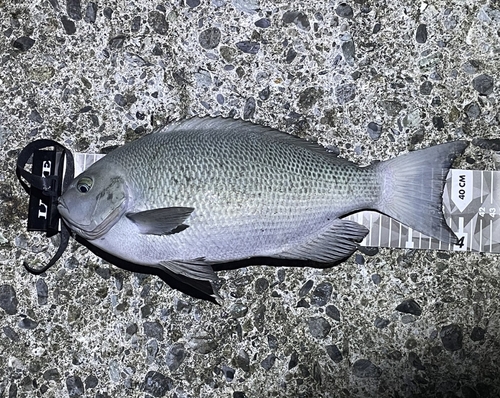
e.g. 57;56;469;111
58;117;467;297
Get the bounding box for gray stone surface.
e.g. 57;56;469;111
1;1;500;397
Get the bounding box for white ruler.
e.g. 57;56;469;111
347;169;499;252
74;153;498;253
74;152;105;176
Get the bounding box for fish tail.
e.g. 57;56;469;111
373;141;468;244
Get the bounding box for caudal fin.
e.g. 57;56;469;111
373;141;468;244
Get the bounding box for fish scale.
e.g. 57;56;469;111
108;128;377;217
57;117;468;297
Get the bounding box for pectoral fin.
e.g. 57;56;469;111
126;206;194;235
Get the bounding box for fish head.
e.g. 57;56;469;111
57;162;129;240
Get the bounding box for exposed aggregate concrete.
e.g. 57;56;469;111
1;0;500;397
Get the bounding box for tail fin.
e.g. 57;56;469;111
373;141;468;244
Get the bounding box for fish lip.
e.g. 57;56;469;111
56;198;68;217
57;197;66;209
57;197;94;232
57;198;80;226
57;198;80;232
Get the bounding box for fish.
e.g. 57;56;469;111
57;117;468;299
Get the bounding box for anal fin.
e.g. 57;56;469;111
277;219;369;264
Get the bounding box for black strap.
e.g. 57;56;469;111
23;222;72;274
16;139;75;274
16;139;74;197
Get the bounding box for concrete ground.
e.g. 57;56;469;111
1;0;499;397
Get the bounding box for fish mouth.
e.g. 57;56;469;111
57;198;70;220
57;198;87;236
56;198;101;240
57;197;125;241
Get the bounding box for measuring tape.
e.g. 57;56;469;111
347;169;499;253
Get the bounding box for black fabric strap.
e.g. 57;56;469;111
16;139;75;274
23;222;72;274
16;139;74;197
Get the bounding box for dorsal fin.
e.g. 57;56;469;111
156;116;353;165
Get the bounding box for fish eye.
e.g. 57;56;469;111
77;177;93;193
